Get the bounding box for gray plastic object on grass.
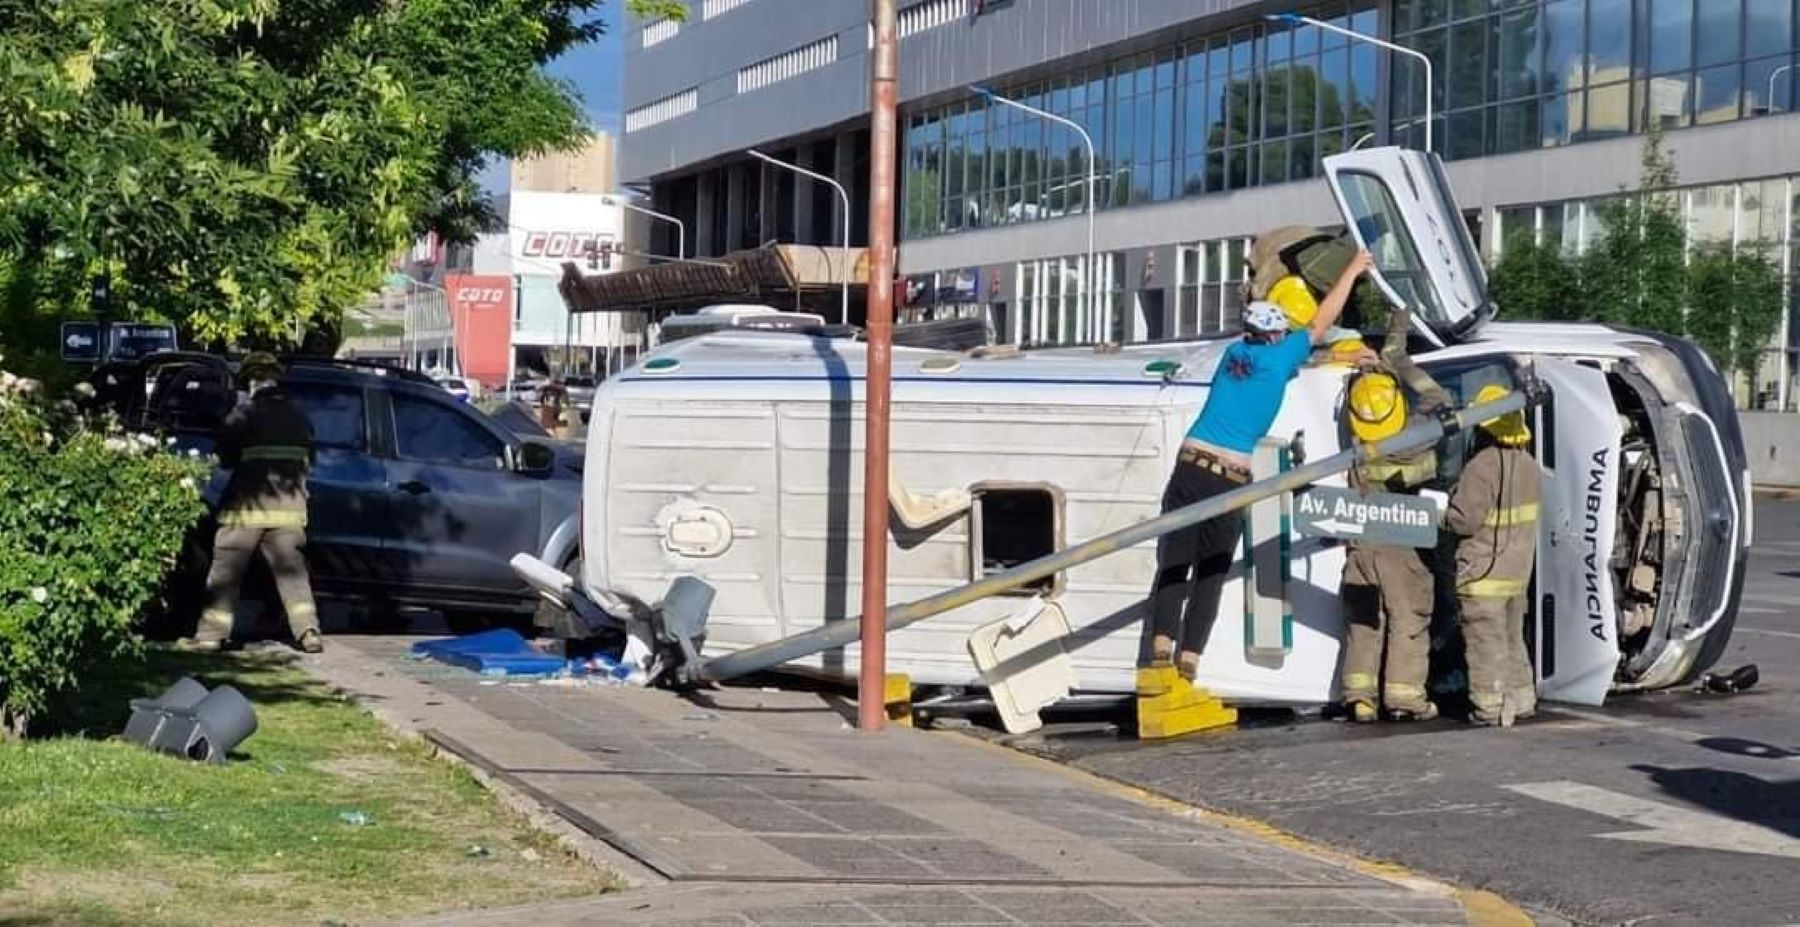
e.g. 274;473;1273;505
122;677;257;763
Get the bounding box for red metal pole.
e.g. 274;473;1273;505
858;0;899;732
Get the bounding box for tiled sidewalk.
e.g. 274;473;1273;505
304;636;1478;926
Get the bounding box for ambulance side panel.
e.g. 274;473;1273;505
601;398;785;647
773;394;1172;689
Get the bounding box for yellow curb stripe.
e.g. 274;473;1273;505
940;729;1538;923
1460;889;1538;927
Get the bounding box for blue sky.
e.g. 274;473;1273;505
553;17;625;135
478;18;623;192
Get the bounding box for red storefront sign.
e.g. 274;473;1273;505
445;274;513;390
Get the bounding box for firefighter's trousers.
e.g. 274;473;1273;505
197;526;319;643
1459;594;1536;722
1338;543;1434;713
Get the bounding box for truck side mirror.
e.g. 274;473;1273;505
514;439;557;476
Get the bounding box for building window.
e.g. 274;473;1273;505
1393;0;1800;160
900;1;1379;240
1016;254;1090;345
702;0;752;20
641;17;679;48
971;485;1061;594
738;36;839;94
1492;175;1798;411
625;88;698;133
899;0;966;39
1171;238;1250;337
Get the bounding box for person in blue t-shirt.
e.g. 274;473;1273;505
1143;249;1373;681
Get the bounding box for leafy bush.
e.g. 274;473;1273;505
0;362;207;736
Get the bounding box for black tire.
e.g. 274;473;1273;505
533;555;581;634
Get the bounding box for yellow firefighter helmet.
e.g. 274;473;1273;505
1348;371;1406;443
1268;275;1320;329
1473;383;1531;446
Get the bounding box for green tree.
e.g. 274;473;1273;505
1489;231;1577;322
0;0;675;376
1688;245;1785;389
1575;129;1688;333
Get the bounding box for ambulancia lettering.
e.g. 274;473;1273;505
1584;447;1610;642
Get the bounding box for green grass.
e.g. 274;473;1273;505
0;647;615;926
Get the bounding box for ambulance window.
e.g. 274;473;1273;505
1337;171;1445;323
1416;359;1519;485
972;486;1060;594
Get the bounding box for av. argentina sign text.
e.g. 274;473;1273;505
1294;484;1439;548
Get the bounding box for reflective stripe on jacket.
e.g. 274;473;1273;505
1445;444;1542;598
216;387;313;526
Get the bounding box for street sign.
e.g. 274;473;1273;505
60;321;103;363
1294;484;1439;548
106;322;178;362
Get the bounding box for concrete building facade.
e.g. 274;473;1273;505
622;0;1800;407
512;133;618;194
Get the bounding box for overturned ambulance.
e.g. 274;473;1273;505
560;148;1748;708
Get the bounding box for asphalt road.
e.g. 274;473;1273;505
1005;498;1800;926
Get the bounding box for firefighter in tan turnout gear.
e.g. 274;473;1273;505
1334;310;1453;723
186;353;322;653
1444;383;1542;726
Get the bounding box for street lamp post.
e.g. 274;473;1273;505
748;148;852;324
604;196;687;260
972;85;1100;341
1267;13;1434;154
1771;64;1794;114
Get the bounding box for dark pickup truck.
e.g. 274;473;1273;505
105;354;585;631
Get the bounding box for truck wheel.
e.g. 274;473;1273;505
531;555;583;636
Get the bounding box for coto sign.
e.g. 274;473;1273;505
519;231;614;260
454;285;507;304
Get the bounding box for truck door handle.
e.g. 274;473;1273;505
396;480;431;495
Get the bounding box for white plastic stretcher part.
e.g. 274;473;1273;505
889;473;972;530
511;553;573;604
509;552;632;616
967;597;1078;735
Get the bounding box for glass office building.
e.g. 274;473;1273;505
902;0;1799;239
623;0;1800;405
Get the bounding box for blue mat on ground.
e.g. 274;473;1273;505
410;629;564;677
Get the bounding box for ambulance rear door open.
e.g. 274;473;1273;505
1322;147;1496;350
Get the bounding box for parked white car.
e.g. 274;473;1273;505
437;376;480;403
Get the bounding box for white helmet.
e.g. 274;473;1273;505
1242;300;1289;334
